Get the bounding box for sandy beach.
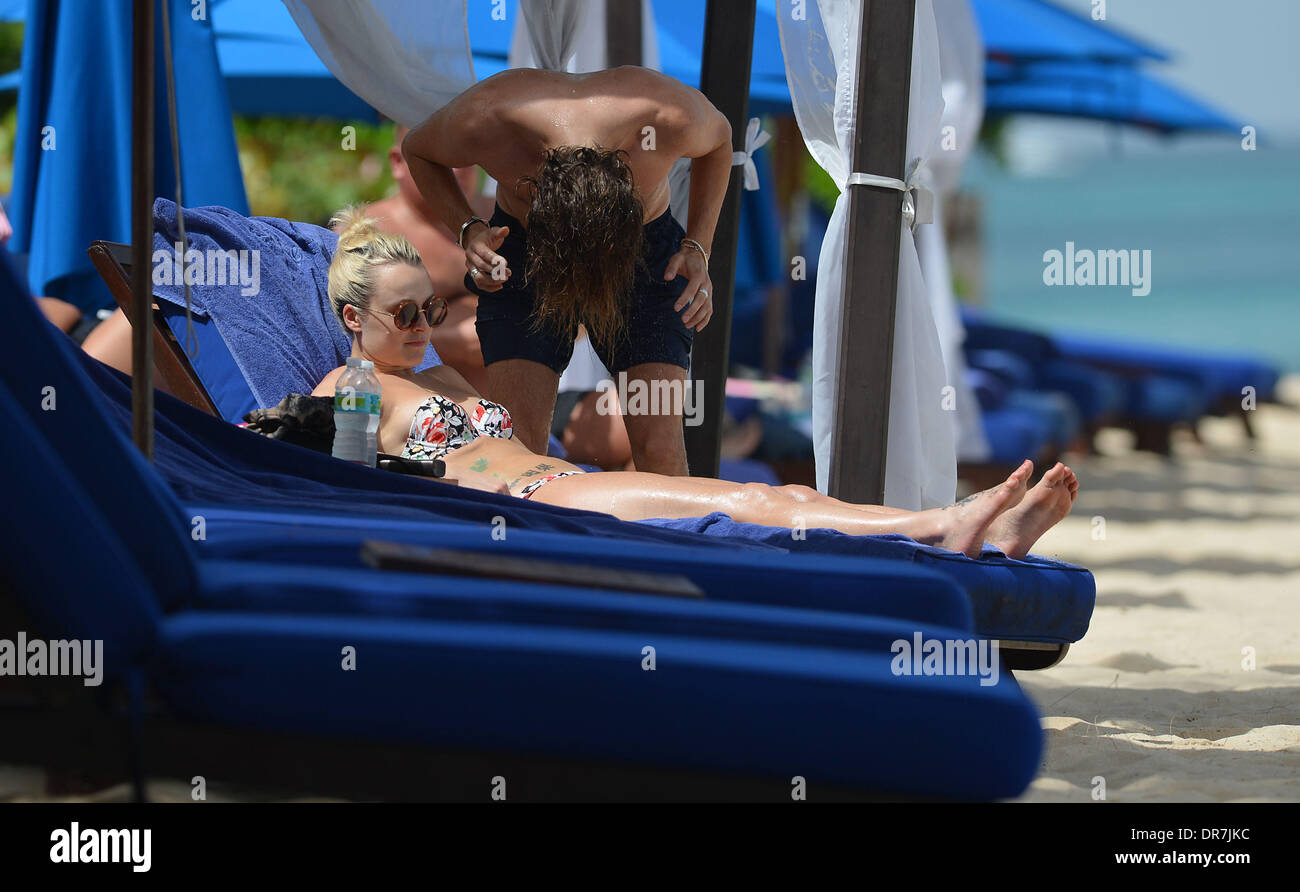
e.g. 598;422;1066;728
5;380;1298;803
1015;376;1300;802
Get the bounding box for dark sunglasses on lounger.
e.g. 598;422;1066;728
370;296;448;330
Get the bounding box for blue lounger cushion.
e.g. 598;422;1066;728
156;610;1043;798
643;516;1095;644
966;348;1037;391
980;405;1055;464
1038;358;1127;422
195;558;976;655
966;367;1011;411
1124;373;1208;422
960;307;1274;416
191;509;974;631
1004;389;1082;445
1053;332;1280;404
0;377;161;670
3;393;1045;798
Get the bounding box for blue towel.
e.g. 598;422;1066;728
149;198;440;410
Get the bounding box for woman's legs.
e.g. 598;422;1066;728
985;461;1079;559
526;460;1041;559
757;462;1082;559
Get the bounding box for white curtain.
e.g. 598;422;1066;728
509;0;661;73
778;0;955;509
923;0;991;462
280;0;474;128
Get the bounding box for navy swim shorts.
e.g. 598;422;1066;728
466;203;694;375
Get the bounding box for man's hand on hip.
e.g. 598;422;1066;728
665;249;713;332
465;224;512;291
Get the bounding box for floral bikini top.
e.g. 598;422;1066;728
401;395;514;461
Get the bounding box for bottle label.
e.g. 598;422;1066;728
334;390;381;414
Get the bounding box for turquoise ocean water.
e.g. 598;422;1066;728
962;143;1300;373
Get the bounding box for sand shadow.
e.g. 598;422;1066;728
1095;588;1193;610
1077;554;1300;576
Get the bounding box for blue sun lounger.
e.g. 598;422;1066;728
2;382;1045;799
3;297;1048;798
961;309;1222;452
71;341;1094;657
78;207;1095;664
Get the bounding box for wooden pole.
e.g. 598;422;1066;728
827;0;915;503
131;0;155;460
605;0;642;67
684;0;755;478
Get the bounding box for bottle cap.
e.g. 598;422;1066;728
345;357;363;368
359;360;374;371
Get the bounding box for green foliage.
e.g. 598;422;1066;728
802;151;839;216
234;117;399;226
0;20;396;218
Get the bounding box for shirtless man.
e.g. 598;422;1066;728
360;125;495;394
402;66;734;475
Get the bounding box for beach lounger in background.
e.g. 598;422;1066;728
1051;332;1281;441
961;309;1230;454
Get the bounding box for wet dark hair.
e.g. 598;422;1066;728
518;146;644;347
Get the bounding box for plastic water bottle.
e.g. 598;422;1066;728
332;357;382;466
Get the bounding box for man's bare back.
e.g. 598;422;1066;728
401;66;733;474
410;66;727;225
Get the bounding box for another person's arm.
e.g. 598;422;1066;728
402;99;512;291
664;97;733;331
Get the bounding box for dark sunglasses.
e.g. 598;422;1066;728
370;296;448;330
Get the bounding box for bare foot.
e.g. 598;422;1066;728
931;460;1032;558
986;462;1078;560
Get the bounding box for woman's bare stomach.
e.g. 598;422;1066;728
440;436;584;497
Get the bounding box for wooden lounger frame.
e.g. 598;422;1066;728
87;240;220;416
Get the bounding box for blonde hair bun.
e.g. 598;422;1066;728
326;204;425;327
329;205;382;253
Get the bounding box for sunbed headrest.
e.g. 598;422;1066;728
150;198;440;410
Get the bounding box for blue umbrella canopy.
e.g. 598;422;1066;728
971;0;1167;63
209;0;379;120
985;60;1237;133
0;0;382;119
7;0;248;312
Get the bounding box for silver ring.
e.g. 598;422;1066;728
698;289;709;298
470;268;482;278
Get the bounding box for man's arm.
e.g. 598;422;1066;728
662;98;732;331
402;98;512;289
401;104;483;237
680;105;734;257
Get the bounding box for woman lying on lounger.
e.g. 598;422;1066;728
313;208;1079;560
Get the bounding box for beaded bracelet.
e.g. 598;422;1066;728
680;237;710;262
